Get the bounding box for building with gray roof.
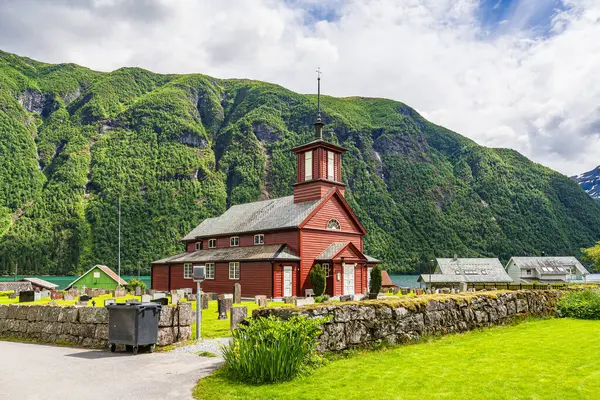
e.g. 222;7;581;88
505;257;589;283
419;257;513;288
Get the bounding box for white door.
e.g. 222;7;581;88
343;264;355;296
283;266;293;297
367;267;373;293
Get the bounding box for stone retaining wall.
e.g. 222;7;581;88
0;303;193;348
253;291;560;352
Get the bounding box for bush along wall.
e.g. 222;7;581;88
253;291;561;352
0;303;193;347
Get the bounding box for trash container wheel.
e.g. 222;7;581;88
132;345;138;355
110;343;116;353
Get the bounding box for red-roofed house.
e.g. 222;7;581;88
151;114;382;298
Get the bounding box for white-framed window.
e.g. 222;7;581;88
254;234;264;245
526;269;532;276
230;236;239;247
184;263;193;279
229;262;240;280
304;150;313;180
208;238;216;248
327;219;341;230
205;263;215;279
195;241;202;251
322;263;330;277
327;150;335;180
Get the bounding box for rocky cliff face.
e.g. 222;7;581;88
1;50;600;275
573;166;600;200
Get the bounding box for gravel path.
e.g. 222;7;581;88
0;340;222;400
172;337;231;357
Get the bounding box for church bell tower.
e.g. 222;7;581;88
292;68;346;203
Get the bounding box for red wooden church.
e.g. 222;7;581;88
151;100;381;298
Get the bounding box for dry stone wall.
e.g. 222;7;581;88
0;303;193;348
253;291;560;352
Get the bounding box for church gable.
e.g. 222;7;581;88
337;243;366;260
301;191;365;234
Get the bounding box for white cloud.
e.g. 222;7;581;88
0;0;599;175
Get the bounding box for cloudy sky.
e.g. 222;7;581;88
1;0;599;175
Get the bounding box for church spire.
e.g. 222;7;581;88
315;67;324;140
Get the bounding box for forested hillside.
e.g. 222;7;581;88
1;50;600;275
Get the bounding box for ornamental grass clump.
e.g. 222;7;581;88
557;290;600;320
222;315;325;384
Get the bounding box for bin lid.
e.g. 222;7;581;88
105;302;162;311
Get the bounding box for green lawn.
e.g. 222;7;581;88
194;318;600;400
190;300;290;339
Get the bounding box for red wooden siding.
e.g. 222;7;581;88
167;262;273;297
185;230;299;253
303;195;361;233
152;265;169;291
299;229;364;294
298;151;304;183
272;262;299;298
293;181;337;202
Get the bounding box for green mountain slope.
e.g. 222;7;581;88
1;50;599;275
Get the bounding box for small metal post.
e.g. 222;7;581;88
196;281;201;340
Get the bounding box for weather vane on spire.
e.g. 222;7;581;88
316;67;322;120
314;67;324;140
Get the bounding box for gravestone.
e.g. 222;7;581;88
114;288;126;298
68;288;79;297
295;297;315;306
135;286;142;296
171;293;180;305
255;295;267;307
63;293;75;301
152;297;169;306
8;292;17;299
39;290;51;299
339;295;353;302
233;283;242;304
230;306;247;330
141;294;152;303
201;293;210;309
126;298;139;304
459;282;468;292
283;296;294;304
176;289;186;297
77;301;88;306
153;292;166;300
182;288;193;295
19;290;35;303
217;296;228;320
223;294;233;312
104;299;116;306
34;292;42;301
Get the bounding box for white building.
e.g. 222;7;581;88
505;257;589;283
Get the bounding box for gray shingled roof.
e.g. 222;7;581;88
20;277;58;290
420;258;513;284
152;244;300;264
508;257;589;276
365;254;382;264
182;192;333;240
315;242;348;260
0;281;33;294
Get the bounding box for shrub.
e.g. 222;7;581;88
309;264;327;297
222;315;325;384
369;266;382;294
314;294;330;303
558;290;600;320
126;278;147;292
